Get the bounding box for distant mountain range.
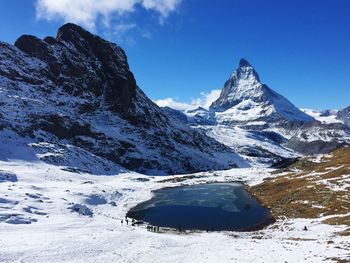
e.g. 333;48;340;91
0;23;349;174
164;59;350;164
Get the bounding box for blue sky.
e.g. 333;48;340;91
0;0;349;110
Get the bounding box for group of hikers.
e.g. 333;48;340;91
120;217;129;225
146;225;160;232
121;216;309;233
121;216;161;232
120;216;138;226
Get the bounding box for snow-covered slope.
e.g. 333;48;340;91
301;109;341;124
0;159;349;263
0;23;247;175
203;125;296;165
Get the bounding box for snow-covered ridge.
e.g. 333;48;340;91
0;23;247;175
301;109;341;124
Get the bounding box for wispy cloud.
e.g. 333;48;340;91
141;30;152;39
35;0;181;32
112;22;137;38
155;89;221;111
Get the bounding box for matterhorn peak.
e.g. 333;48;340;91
210;59;262;111
238;58;252;67
210;58;314;123
225;58;261;85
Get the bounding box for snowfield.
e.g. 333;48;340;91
301;109;342;125
0;160;349;263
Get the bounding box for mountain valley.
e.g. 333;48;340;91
0;24;349;263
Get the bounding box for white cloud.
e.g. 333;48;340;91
155;89;221;111
35;0;181;31
155;98;193;111
142;0;181;17
192;89;222;109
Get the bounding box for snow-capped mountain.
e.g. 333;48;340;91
210;59;314;125
209;59;350;154
0;23;247;175
165;59;350;163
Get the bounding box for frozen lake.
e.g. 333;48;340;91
127;183;273;231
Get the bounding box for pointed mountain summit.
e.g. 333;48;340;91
210;59;314;124
238;58;252;67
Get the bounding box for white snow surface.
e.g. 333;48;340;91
301;109;342;124
203;125;297;165
0;159;349;263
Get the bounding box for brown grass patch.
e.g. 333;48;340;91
249;147;350;227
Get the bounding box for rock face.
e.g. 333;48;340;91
0;23;247;175
14;23;136;113
337;106;350;127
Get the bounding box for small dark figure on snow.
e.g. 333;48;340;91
126;219;129;225
121;220;123;224
157;226;160;232
303;226;308;231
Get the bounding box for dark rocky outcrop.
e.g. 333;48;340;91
15;23;136;113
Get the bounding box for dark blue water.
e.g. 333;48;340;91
127;183;273;231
